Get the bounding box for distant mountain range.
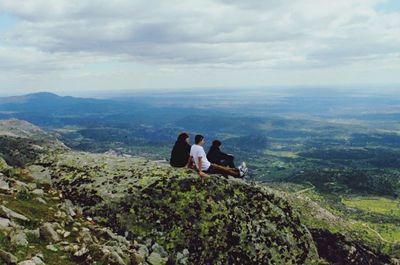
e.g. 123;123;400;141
0;92;125;114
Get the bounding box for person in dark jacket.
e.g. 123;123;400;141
170;132;191;167
207;140;235;168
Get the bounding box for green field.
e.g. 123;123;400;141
343;197;400;242
342;197;400;216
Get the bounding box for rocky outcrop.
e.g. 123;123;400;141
0;157;137;265
45;152;318;264
0;205;30;222
311;229;393;265
0;119;67;167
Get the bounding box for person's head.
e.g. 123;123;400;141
177;132;189;144
212;140;222;148
195;134;205;145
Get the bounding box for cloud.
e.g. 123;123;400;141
0;0;399;85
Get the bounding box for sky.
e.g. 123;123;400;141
0;0;399;96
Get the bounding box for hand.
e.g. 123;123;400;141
199;171;208;178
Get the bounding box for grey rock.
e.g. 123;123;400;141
93;227;129;246
26;165;52;185
79;230;94;244
31;256;44;264
62;200;76;217
10;230;29;247
74;246;89;258
24;228;40;239
145;238;153;247
51;222;62;231
13;181;29;190
0;206;30;222
0;217;12;229
151;243;168;258
31;189;44;196
109;245;125;258
46;244;58;252
0;249;18;264
148;252;168;265
54;210;66;218
34;197;47;204
176;249;189;265
131;252;145;265
26;183;37;191
17;256;44;265
137;244;149;258
392;258;400;265
39;222;61;242
105;250;126;265
0;179;10;191
18;261;35;265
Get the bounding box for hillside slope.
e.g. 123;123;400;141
32;152;318;264
0;119;398;264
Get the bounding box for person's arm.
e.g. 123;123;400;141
187;156;194;169
198;157;208;178
219;151;230;160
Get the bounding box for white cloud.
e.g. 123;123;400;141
0;0;399;91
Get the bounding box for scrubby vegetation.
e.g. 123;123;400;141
2;91;400;264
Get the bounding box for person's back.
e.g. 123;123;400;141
207;140;235;168
190;143;211;171
170;133;191;167
207;145;221;164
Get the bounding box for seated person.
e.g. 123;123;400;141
207;140;235;168
189;135;248;180
170;132;191;167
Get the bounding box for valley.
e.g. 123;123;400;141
1;90;400;264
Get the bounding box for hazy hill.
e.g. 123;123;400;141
0;119;49;139
0;92;125;115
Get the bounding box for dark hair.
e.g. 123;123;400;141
176;132;189;143
212;140;221;147
195;134;204;144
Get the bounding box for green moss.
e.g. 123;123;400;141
92;176;316;264
0;194;58;227
0;157;8;170
0;228;78;265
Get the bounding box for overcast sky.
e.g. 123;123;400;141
0;0;399;96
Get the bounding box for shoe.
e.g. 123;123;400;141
241;162;247;169
239;166;248;177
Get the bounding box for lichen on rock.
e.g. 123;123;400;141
46;152;318;264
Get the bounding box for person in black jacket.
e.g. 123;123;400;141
170;132;191;167
207;140;235;168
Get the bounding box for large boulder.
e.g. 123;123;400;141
39;222;61;243
47;153;318;264
0;206;29;222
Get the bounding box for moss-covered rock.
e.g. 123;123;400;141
45;152;318;264
0;157;8;171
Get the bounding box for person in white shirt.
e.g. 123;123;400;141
189;135;248;180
